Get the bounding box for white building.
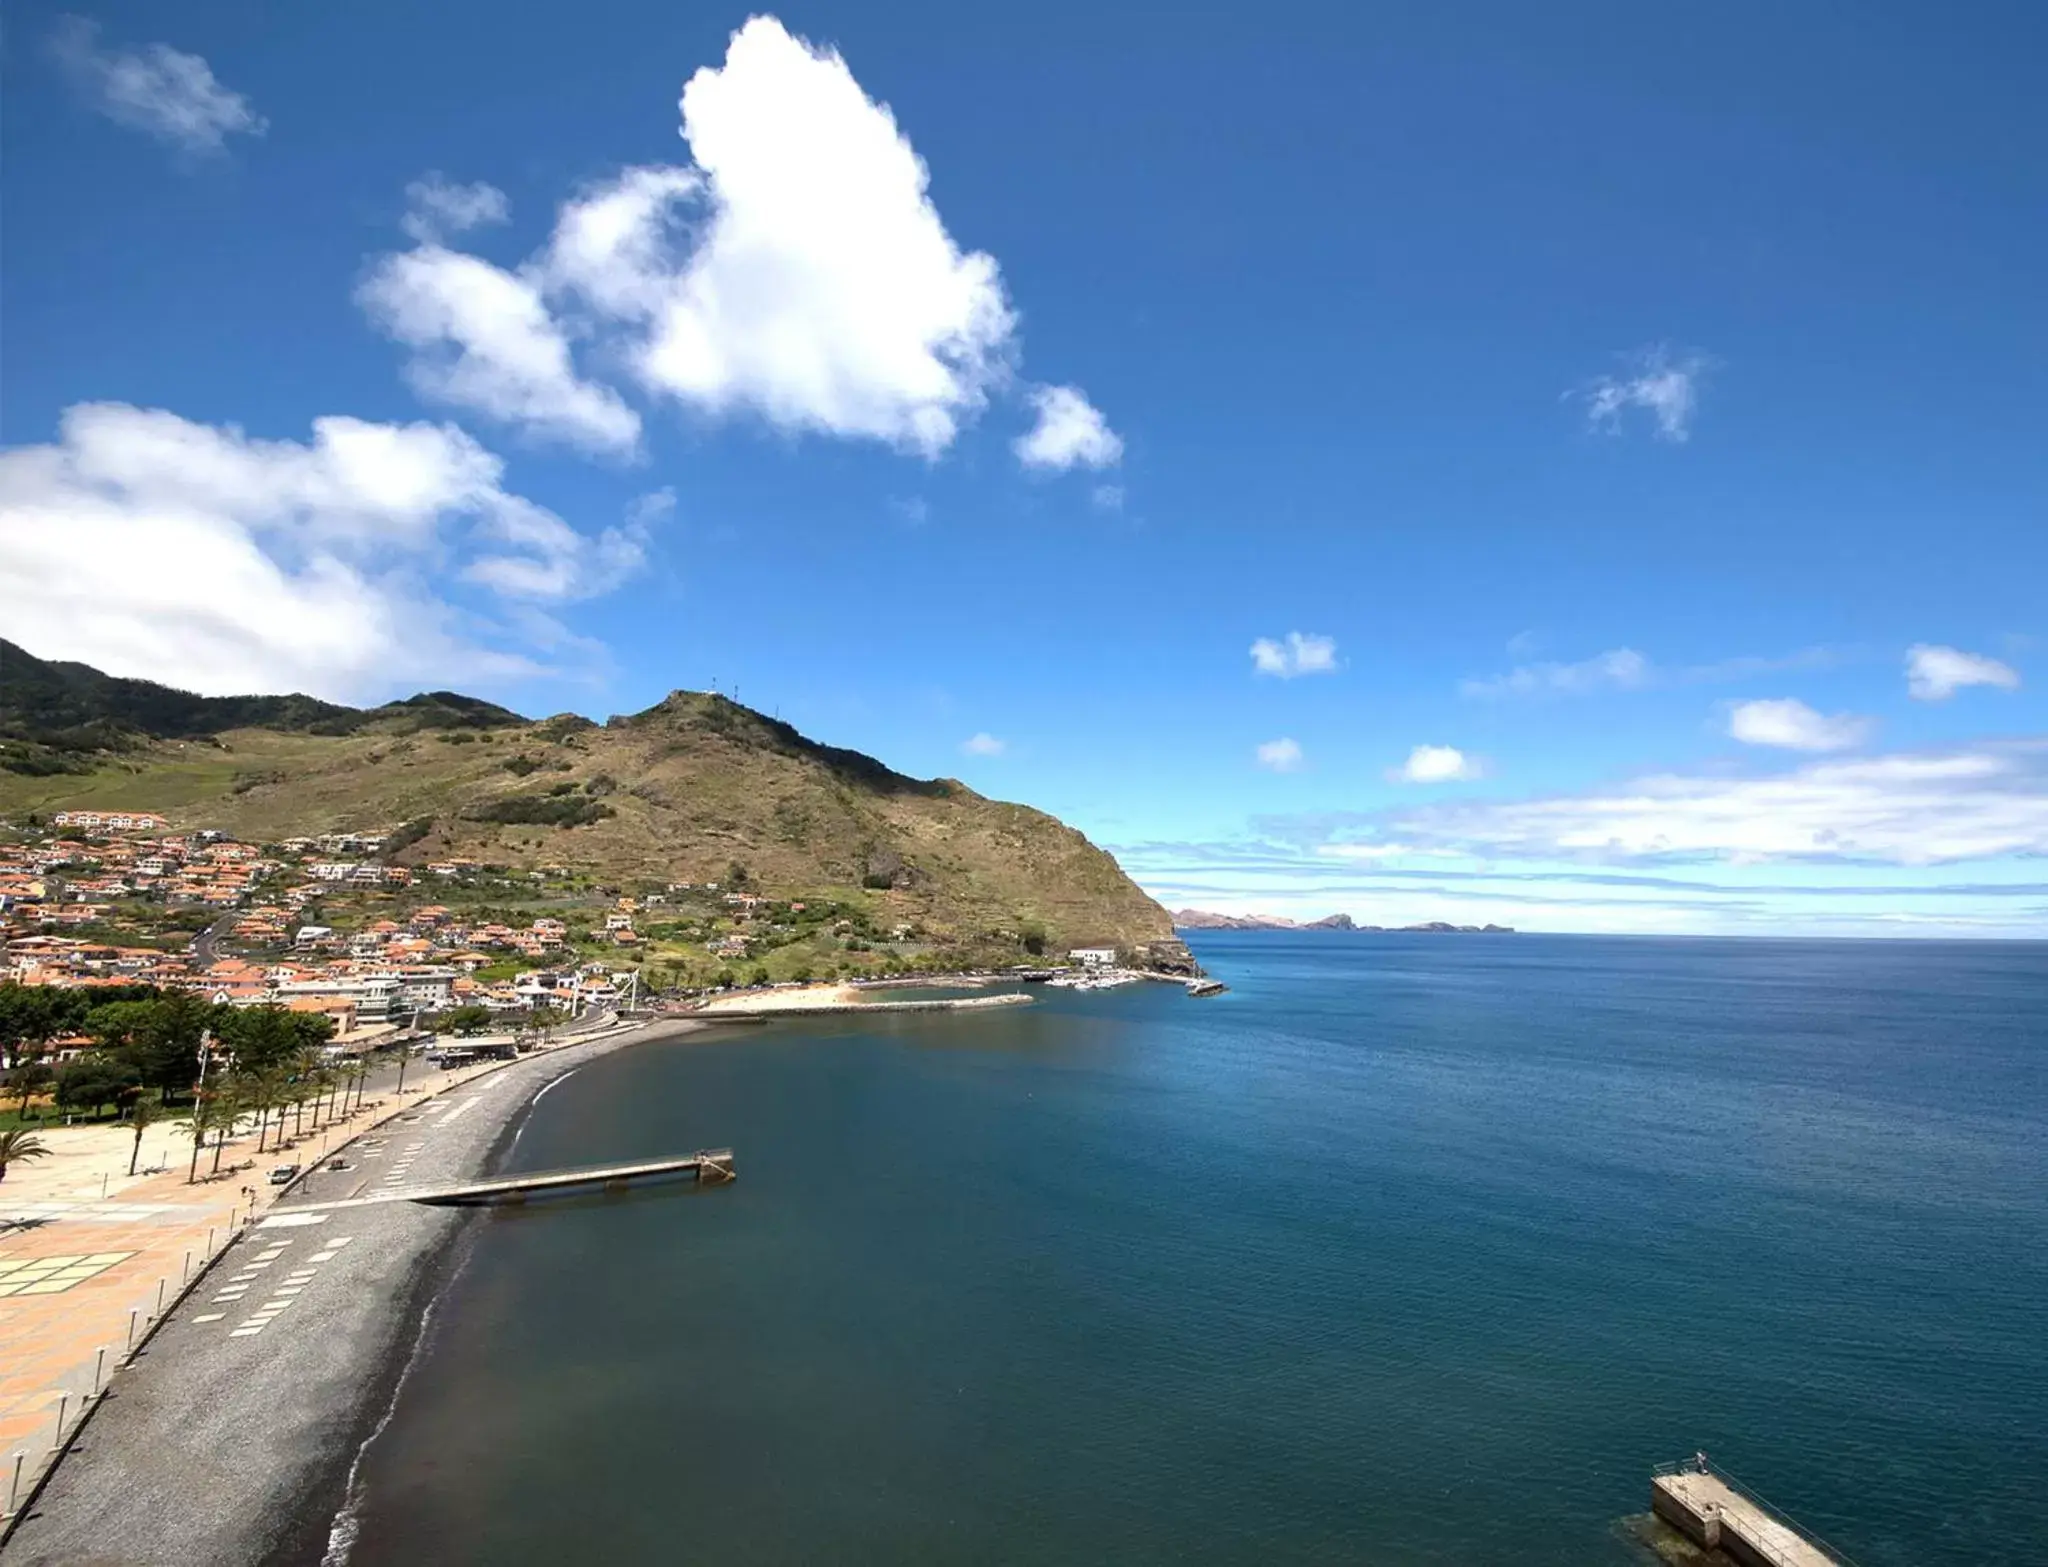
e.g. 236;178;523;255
1068;947;1118;969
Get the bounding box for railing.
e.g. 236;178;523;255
1655;1456;1865;1567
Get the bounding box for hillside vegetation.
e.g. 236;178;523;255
0;645;1185;962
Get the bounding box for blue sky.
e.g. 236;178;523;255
3;2;2044;936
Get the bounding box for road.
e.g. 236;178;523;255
186;911;241;972
0;1022;682;1567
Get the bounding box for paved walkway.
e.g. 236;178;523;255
0;1050;527;1524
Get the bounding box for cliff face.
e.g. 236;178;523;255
0;651;1185;961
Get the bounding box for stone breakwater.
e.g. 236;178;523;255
692;993;1034;1021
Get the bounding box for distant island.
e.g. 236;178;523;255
1173;910;1513;934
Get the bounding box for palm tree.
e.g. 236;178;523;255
0;1127;53;1183
126;1095;175;1178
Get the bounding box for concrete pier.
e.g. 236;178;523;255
276;1150;736;1212
1652;1464;1844;1567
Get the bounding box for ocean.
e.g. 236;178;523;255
337;934;2048;1565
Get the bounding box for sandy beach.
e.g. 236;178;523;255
691;982;862;1013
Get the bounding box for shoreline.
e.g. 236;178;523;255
0;1017;705;1567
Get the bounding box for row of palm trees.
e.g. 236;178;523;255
181;1048;386;1182
0;1049;390;1185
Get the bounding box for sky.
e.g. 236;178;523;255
3;1;2044;937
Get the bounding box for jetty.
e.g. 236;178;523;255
1652;1458;1849;1567
277;1150;736;1213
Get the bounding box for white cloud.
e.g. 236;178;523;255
1381;741;2048;866
1905;644;2020;701
1256;738;1305;772
961;732;1006;757
360;233;642;456
1462;646;1649;698
401;175;511;244
49;16;265;153
0;403;643;700
543;17;1018;454
1250;632;1339;679
1390;744;1482;783
1014;385;1123;471
1727;698;1871;752
1581;345;1709;442
463;497;649;601
1091;484;1125;512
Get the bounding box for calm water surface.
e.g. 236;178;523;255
343;934;2048;1564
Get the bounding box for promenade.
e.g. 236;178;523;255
0;1045;528;1529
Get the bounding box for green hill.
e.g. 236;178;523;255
0;644;1187;965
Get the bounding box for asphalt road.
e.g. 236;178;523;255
0;1023;682;1567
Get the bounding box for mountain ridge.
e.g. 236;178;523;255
0;642;1190;967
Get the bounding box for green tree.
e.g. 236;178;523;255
0;1127;53;1182
216;1004;332;1074
433;1004;494;1037
747;967;769;989
55;1053;140;1119
5;1057;54;1119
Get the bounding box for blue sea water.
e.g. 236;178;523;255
342;934;2048;1565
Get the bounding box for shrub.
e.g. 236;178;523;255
467;795;615;828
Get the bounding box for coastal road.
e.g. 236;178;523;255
0;1022;688;1567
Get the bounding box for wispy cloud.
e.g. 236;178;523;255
50;15;266;154
961;732;1006;757
1255;738;1305;772
1388;744;1483;783
1727;698;1872;753
1461;647;1650;698
1378;740;2048;866
1906;644;2021;701
1578;344;1711;442
400;174;511;245
1463;645;1838;700
1250;632;1339;679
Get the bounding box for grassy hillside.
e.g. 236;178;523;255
0;658;1183;960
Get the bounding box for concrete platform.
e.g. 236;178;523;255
1653;1469;1842;1567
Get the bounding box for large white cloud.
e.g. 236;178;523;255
375;18;1105;462
546;17;1017;453
1380;741;2048;866
1905;644;2020;701
49;16;265;154
0;403;646;700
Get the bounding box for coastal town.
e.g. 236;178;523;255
0;807;984;1061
